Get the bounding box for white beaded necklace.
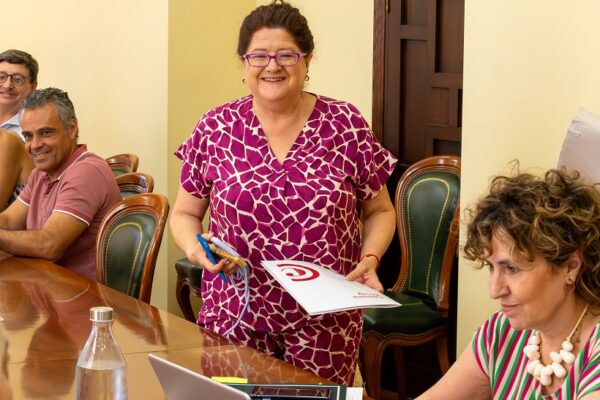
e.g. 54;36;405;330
523;304;589;387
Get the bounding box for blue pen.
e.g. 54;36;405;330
196;234;228;284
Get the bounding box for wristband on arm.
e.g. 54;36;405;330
360;253;381;268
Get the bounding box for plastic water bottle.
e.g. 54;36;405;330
76;307;127;399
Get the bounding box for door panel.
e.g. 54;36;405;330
371;1;464;395
373;0;463;171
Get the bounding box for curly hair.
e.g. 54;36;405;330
463;167;600;308
237;0;314;56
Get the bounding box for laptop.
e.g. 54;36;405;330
149;353;343;400
148;353;251;400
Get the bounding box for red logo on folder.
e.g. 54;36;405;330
276;263;320;281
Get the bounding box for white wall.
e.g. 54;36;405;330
257;0;374;123
459;0;600;351
2;0;170;308
167;0;255;313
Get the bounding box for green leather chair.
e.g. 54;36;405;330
105;153;139;177
115;172;154;199
96;193;169;303
360;155;460;400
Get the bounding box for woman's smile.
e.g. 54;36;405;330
261;76;285;82
243;28;310;105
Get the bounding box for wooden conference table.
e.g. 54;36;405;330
0;256;335;399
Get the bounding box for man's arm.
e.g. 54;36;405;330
0;210;87;260
0;200;28;231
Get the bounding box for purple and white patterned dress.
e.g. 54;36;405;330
176;94;396;384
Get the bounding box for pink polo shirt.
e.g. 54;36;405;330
19;145;121;280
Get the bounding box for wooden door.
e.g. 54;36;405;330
373;0;463;169
371;1;464;395
373;0;464;288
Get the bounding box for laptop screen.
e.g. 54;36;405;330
148;353;345;400
148;353;251;400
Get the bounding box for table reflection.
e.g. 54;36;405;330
153;329;325;385
0;257;332;399
0;258;167;346
0;281;39;331
0;322;12;400
0;257;168;397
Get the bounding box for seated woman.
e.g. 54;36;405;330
417;168;600;399
0;128;32;209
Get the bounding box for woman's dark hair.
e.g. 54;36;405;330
464;167;600;308
237;0;314;56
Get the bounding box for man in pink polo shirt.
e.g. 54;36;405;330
0;88;121;280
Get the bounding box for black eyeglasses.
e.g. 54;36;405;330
242;52;306;67
0;72;29;86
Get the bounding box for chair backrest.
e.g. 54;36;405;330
392;155;460;315
105;153;139;176
96;193;169;303
115;172;154;199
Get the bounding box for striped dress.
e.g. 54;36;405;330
473;311;600;399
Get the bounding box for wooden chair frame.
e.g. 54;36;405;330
115;172;154;197
175;258;203;322
96;193;169;303
106;153;139;176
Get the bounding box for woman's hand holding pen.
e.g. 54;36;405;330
345;256;384;293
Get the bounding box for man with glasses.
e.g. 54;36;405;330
0;49;38;141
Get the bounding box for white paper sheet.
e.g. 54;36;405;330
345;387;363;400
262;260;401;316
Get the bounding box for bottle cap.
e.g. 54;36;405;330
90;306;114;322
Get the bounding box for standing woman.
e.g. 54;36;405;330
417;168;600;399
170;0;397;385
0;128;32;209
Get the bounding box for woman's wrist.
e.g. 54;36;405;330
185;241;201;262
360;253;381;269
